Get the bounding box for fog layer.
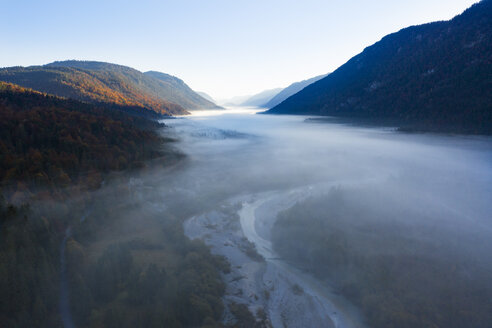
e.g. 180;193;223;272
163;108;491;221
136;108;489;327
59;108;491;328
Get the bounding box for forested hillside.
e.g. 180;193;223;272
49;61;220;110
267;1;492;134
0;185;231;328
0;82;170;199
0;82;234;328
0;61;190;115
273;188;492;328
144;71;221;110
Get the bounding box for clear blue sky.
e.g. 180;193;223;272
0;0;479;99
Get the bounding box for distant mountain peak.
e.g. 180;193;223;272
263;73;329;108
239;88;283;107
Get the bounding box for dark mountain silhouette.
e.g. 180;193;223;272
266;1;492;134
263;73;329;108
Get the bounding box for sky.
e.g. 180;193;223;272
0;0;479;99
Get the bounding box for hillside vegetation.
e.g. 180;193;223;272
0;61;219;115
0;82;173;199
267;1;492;134
273;188;492;328
0;186;231;328
0;82;233;327
144;70;221;110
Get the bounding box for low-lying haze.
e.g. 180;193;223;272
113;108;492;327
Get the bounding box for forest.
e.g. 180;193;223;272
0;81;175;199
0;82;243;327
272;187;492;328
266;0;492;134
0;189;232;328
2;1;490;327
0;64;187;116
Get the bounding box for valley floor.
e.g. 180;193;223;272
184;189;366;328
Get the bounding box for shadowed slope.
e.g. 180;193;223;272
267;1;492;134
145;71;222;110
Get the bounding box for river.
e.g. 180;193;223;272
168;107;492;327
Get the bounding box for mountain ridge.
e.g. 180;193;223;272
197;91;216;103
263;73;329;108
266;1;492;134
144;70;222;110
0;60;221;115
239;88;282;107
48;61;220;110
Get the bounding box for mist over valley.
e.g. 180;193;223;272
1;1;491;327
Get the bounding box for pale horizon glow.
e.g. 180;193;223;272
186;107;266;117
0;0;479;99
